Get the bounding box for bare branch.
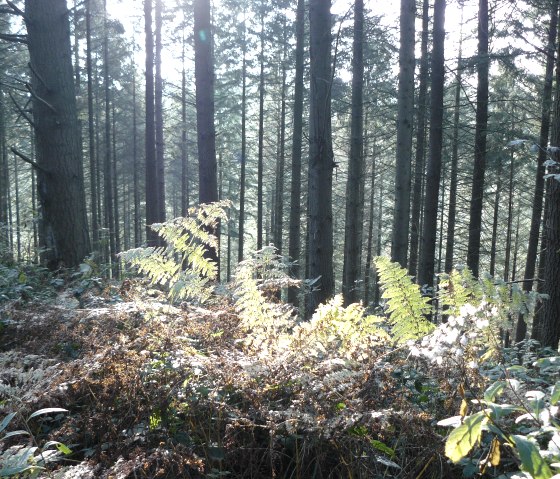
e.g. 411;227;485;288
28;62;50;91
25;83;57;114
0;33;27;45
11;147;48;174
6;0;26;19
9;91;34;126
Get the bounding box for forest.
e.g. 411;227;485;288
0;0;560;477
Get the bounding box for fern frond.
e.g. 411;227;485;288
374;256;434;343
120;202;229;304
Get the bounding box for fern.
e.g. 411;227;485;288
374;257;434;343
233;246;300;349
120;201;229;304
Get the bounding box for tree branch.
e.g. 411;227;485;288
6;0;27;19
0;32;27;44
28;62;50;91
9;91;34;127
11;147;48;174
25;83;57;114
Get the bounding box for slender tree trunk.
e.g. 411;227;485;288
181;30;189;218
466;0;490;277
307;0;334;316
444;22;464;274
489;157;503;277
257;4;265;251
132;63;141;246
86;0;99;251
418;0;446;296
364;145;376;307
13;152;20;262
194;0;219;265
409;0;429;278
343;0;364;305
238;16;247;263
288;0;305;305
144;0;158;245
273;50;287;254
103;0;116;274
155;0;166;223
516;0;559;343
391;0;416;268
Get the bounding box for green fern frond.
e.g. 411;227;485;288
120;201;229;304
374;257;434;343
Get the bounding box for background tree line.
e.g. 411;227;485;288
0;0;559;348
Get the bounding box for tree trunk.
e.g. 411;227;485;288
194;0;219;264
391;0;416;268
238;16;247;263
155;0;166;223
466;0;490;278
342;0;365;305
408;0;429;278
144;0;158;245
516;0;559;343
86;0;99;251
488;157;503;277
417;0;446;295
288;0;305;305
257;5;265;251
24;0;91;268
444;20;464;274
307;0;334;316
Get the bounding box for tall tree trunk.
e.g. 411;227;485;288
288;0;305;305
466;0;490;277
155;0;166;223
194;0;219;264
24;0;91;268
391;0;416;268
86;0;99;251
417;0;446;295
257;4;265;251
144;0;158;245
13;152;20;262
516;0;559;343
181;29;189;218
238;15;247;263
342;0;364;305
132;62;141;246
364;142;376;307
307;0;334;316
409;0;429;278
444;19;464;274
488;157;503;277
103;0;116;274
273;41;287;254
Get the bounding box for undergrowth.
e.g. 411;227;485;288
1;207;557;478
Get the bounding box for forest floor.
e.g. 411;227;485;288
0;278;460;478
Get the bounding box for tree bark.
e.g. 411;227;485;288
307;0;334;316
391;0;416;269
24;0;91;268
466;0;490;278
343;0;365;305
194;0;219;265
417;0;446;295
288;0;305;305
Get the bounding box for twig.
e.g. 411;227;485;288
10;147;48;174
28;63;50;91
0;32;27;44
9;91;34;126
25;83;57;114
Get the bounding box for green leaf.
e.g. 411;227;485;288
445;412;487;463
370;439;395;458
551;381;560;406
44;441;72;455
484;381;506;402
512;435;553;479
0;412;16;434
27;408;69;421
